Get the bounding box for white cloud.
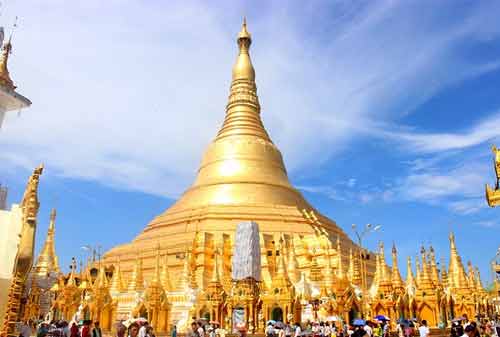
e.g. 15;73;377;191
1;1;500;198
382;112;500;154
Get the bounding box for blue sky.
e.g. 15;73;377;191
1;1;500;282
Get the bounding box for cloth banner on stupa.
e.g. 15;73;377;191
231;221;261;281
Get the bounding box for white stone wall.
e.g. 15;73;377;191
0;203;23;326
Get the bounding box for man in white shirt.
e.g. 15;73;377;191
418;320;429;337
364;324;373;337
197;322;205;337
138;323;148;337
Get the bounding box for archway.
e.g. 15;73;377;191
348;307;359;323
419;304;435;327
271;307;283;322
200;307;210;321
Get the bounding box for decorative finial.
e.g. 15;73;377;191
0;15;17;91
238;17;251;41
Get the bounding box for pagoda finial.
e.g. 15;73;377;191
415;254;422;285
447;232;470;290
95;262;108;289
475;266;484;291
128;253;144;292
406;256;416;286
419;246;433;288
428;245;440;286
391;243;404;290
33;208;60;276
110;257;125;293
214;18;271;142
0;17;17;91
233;17;253;81
67;257;77;286
378;241;390;283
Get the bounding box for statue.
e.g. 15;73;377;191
486;146;500;207
1;165;43;337
493;145;500;187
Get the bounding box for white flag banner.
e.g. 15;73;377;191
231;221;261;281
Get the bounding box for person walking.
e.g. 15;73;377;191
171;325;177;337
70;322;79;337
115;322;126;337
92;322;102;337
418;321;429;337
128;322;140;337
81;321;91;337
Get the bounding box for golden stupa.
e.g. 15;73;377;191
20;21;493;333
104;19;360;290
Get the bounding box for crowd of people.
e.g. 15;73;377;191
20;318;155;337
15;315;500;337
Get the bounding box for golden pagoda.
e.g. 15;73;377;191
23;209;61;320
45;20;495;333
101;18;365;329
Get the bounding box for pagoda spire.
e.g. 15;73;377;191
128;254;144;292
33;209;60;276
428;246;440;286
0;35;16;90
406;256;416;283
448;232;470;290
177;249;195;290
215;18;270;141
95;262;108;289
110;257;125;293
160;253;172;292
378;242;391;284
467;261;477;289
286;240;300;284
272;242;292;289
415;255;422;286
419;246;433;288
441;258;448;289
67;257;77;287
475;267;485;292
391;243;404;290
406;256;416;296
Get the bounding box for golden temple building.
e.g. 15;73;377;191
17;20;494;335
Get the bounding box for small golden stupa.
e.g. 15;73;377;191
104;18;362;302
